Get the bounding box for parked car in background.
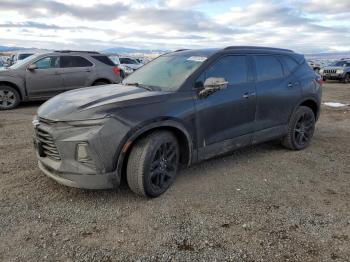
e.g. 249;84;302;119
307;60;321;73
0;50;122;110
135;57;151;64
33;46;322;197
8;52;35;66
109;55;144;78
320;60;350;83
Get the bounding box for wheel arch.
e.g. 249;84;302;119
92;78;111;85
116;120;194;183
0;81;23;100
294;97;320;121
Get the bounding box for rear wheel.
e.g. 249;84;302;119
282;106;315;150
0;85;20;110
343;73;350;84
126;131;179;197
92;80;109;86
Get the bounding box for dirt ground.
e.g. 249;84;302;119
0;82;349;262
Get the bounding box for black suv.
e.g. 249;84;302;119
33;46;322;197
0;51;122;110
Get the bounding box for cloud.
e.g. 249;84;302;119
0;0;130;21
0;0;349;52
303;0;350;14
126;8;240;34
159;0;226;8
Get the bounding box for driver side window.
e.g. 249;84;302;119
35;56;60;69
195;56;248;88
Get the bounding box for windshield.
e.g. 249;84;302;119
123;54;207;91
18;53;33;60
10;54;40;69
333;61;350;67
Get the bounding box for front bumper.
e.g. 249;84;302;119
38;161;116;189
33;117;129;189
321;73;345;80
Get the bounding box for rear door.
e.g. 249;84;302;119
26;56;65;98
60;56;94;90
194;55;257;159
252;55;302;136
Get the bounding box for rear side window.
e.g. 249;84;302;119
206;56;248;84
254;56;283;81
92;56;115;66
281;56;299;73
60;56;93;68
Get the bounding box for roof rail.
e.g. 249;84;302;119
54;50;100;54
224;46;293;53
174;49;190;52
340;57;350;61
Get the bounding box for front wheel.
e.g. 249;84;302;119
127;131;179;197
0;86;20;110
282;106;315;150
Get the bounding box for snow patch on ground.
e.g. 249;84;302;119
323;102;349;108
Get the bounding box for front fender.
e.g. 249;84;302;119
114;117;194;180
0;76;26;99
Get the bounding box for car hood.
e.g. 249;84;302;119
38;84;171;121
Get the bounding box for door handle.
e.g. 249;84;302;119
85;69;91;72
288;82;293;88
242;92;255;98
242;92;249;98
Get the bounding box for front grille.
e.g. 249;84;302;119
39;117;56;125
35;128;61;161
324;69;337;74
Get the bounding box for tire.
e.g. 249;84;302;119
126;131;179;197
282;106;315;150
92;80;109;86
0;85;20;110
342;73;350;84
120;70;125;79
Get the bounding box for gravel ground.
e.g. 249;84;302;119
0;82;349;262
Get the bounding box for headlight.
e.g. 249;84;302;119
65;118;108;127
319;69;324;74
336;69;344;74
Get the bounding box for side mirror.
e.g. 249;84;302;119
27;64;37;71
199;77;229;98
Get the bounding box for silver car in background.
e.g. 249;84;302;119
0;50;122;110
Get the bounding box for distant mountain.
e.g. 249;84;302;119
305;51;350;60
102;47;169;54
0;45;27;52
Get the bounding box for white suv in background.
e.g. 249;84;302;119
109;55;144;78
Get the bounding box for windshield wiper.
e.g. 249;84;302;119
123;82;153;91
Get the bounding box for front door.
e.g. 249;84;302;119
26;56;65;98
194;55;257;160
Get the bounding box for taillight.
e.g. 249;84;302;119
113;66;121;76
315;74;324;86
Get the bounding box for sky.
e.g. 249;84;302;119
0;0;349;53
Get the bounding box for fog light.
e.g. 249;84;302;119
76;143;91;162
